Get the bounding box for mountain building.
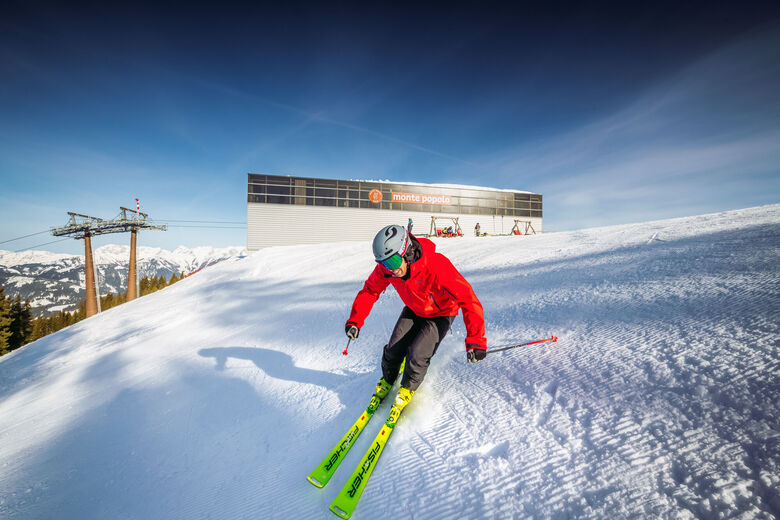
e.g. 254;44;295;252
246;174;542;250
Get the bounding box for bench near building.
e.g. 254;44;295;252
246;173;542;251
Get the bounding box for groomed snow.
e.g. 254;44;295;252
0;205;778;519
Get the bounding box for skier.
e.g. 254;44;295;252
344;224;487;413
475;222;481;237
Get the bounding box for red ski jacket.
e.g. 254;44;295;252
348;237;486;349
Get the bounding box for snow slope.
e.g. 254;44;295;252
0;205;778;519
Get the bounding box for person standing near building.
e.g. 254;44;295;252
407;218;413;234
344;224;487;413
475;222;481;237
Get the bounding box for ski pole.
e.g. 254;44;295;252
486;335;557;354
342;337;352;356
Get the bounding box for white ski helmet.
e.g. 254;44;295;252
373;224;409;269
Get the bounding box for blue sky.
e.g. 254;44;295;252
1;3;779;254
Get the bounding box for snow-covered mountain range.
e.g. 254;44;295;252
0;245;246;315
0;205;777;519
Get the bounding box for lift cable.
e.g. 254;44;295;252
14;238;72;253
0;230;51;245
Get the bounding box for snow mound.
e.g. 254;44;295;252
0;205;778;519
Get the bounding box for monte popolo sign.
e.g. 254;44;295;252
390;192;452;205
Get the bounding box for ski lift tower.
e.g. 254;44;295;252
52;209;166;317
51;213;105;317
94;207;167;302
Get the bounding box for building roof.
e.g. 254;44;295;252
249;173;538;195
363;179;537;195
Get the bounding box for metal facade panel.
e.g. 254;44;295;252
247;203;542;250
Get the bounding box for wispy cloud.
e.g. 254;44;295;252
196;79;479;168
485;23;780;229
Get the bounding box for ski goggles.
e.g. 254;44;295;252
378;253;404;270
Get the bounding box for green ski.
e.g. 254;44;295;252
307;360;404;488
306;394;383;488
329;388;412;519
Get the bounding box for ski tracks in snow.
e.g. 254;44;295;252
1;206;778;520
344;207;779;519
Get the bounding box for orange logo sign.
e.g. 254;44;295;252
368;189;383;203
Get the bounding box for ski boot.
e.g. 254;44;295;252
375;378;392;399
367;378;393;413
387;386;414;427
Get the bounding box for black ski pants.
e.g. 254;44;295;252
382;306;456;391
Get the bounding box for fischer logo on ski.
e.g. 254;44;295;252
325;424;360;472
347;440;382;498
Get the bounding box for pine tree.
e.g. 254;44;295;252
8;294;32;351
32;312;50;342
29;317;44;343
102;291;125;310
22;299;32;344
139;275;150;296
74;301;86;323
0;286;13;354
54;311;63;329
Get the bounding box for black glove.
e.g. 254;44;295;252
466;344;486;363
345;321;360;340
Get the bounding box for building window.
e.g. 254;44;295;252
247;174;542;217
